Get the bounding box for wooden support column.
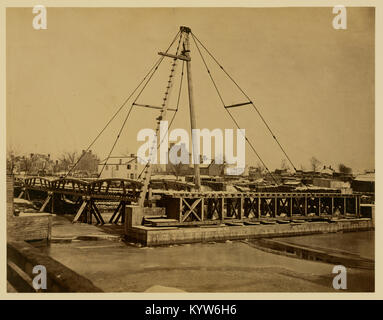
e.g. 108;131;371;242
343;197;347;215
179;197;183;223
274;197;278;218
257;196;261;219
304;195;308;216
200;198;204;221
109;201;123;223
90;199;104;225
331;197;334;216
148;187;153;207
120;201;126;223
357;196;360;217
181;26;201;190
220;197;224;222
289;197;293;217
51;192;55;213
238;197;243;220
318;197;321;216
73;198;87;223
40;193;52;212
87;201;92;224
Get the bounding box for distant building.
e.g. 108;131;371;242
165;143;226;177
98;155;145;179
352;173;375;193
320;165;335;176
312;177;351;190
24;153;55;175
76;150;99;175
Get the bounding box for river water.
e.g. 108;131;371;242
34;230;374;292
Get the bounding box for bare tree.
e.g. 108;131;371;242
58;151;78;171
310;156;321;172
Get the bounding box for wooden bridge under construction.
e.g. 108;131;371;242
15;176;362;227
13;26;372;242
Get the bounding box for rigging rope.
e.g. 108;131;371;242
191;33;278;185
64;31;181;179
96;31;182;178
192;32;298;173
137;36;186;180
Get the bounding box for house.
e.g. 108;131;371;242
320;165;335;176
352;173;375;193
312;177;351;190
76;150;99;175
165;143;226;177
27;153;55;175
98;155;145;179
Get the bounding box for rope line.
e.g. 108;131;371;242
64;31;180;178
192;32;298;173
96;31;181;177
191;33;278;185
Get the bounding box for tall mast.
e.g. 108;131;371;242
181;26;201;190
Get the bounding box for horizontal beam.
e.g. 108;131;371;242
133;103;177;112
158;52;190;61
224;101;252;109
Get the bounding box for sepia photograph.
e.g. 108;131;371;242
4;5;375;295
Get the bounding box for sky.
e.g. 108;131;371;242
6;7;375;172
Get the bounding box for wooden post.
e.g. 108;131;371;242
182;26;201;190
304;195;308;216
331;197;334;216
274;197;278;218
289;197;293;217
87;200;92;224
357;196;360;217
220;197;225;222
51;192;55;213
258;196;261;219
148;187;153;207
200;198;204;221
318;197;321;216
179;197;183;223
343;197;346;215
73;199;87;223
238;197;243;220
39;193;51;212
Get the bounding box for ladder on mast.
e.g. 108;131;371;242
137;26;201;207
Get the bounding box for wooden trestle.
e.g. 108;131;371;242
156;191;361;227
15;177;361;227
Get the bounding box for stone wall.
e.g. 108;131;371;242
127;219;374;246
7;174;52;241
